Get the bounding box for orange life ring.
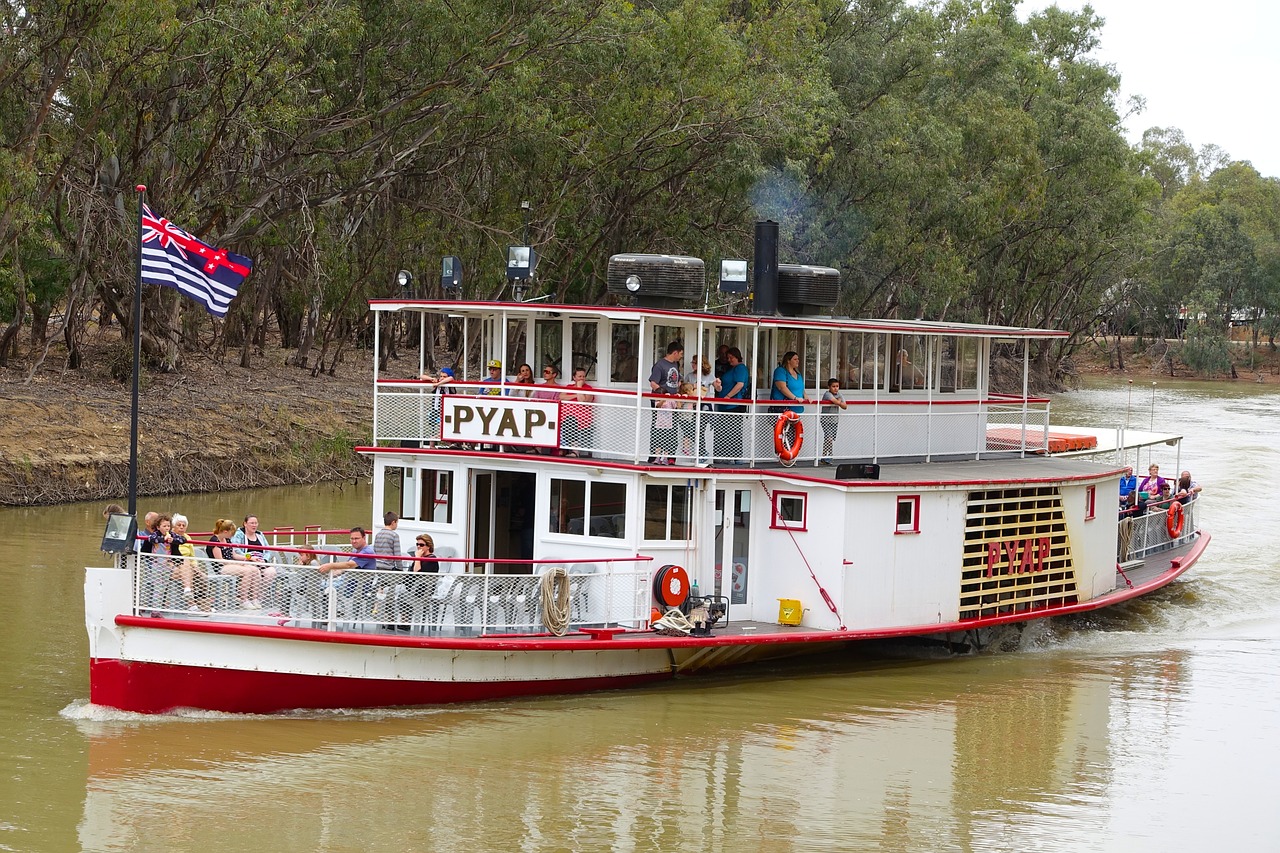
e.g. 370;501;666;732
652;564;691;609
1166;500;1185;537
773;410;803;464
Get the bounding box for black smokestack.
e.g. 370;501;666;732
752;220;778;315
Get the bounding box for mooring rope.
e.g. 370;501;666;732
1117;515;1134;563
539;566;571;636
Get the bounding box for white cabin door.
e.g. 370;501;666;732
713;487;753;613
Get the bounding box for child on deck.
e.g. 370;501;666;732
653;393;678;465
820;378;847;465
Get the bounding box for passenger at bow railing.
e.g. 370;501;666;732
1175;471;1202;505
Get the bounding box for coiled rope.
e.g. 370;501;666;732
1117;516;1134;562
539;566;571;636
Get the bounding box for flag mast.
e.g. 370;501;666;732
129;185;146;517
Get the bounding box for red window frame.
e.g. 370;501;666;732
1085;485;1096;520
771;490;808;531
895;495;920;534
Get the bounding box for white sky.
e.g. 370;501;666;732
1020;0;1279;178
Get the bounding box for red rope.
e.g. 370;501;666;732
758;480;846;629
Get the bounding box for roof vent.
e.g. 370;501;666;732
607;254;704;309
777;264;841;316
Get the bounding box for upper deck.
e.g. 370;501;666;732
367;299;1075;465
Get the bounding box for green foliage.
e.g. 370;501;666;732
0;0;1276;380
1178;323;1233;376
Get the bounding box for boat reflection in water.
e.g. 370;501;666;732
74;645;1191;851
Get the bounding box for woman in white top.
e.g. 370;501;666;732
684;356;721;400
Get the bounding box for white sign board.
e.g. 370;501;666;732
441;396;561;449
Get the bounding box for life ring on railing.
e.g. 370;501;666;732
773;410;803;465
1166;500;1185;538
652;564;691;609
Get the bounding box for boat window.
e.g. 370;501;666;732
384;465;407;520
1085;485;1096;521
610;323;639;383
534;319;562;374
570;322;598;381
650;324;686;375
771;490;807;531
419;468;454;524
549;478;625;539
938;336;957;392
841;332;885;392
644;483;692;541
891;335;928;392
957;337;979;391
895;495;920;534
506;317;527;371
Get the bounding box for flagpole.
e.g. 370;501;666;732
129;185;146;517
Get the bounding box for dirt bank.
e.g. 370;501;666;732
0;334;377;507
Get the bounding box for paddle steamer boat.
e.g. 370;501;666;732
85;241;1208;714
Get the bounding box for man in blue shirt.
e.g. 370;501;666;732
318;527;376;581
1118;466;1137;501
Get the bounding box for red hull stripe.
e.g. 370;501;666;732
112;532;1207;652
88;658;671;715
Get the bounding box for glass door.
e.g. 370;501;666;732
713;487;753;612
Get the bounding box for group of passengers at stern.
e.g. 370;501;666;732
109;504;440;618
1117;463;1203;519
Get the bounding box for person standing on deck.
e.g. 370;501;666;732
648;342;684;462
771;351;805;414
374;512;404;572
715;347;749;462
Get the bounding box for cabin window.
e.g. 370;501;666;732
841;332;885;392
571;322;598;381
610;323;639;383
506;318;527;372
549;478;625;539
1085;485;1096;520
892;335;929;392
957;337;979;391
771;490;807;531
644;483;692;541
895;495;920;534
534;319;562;375
419;468;454;524
383;465;406;519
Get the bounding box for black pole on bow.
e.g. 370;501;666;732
128;185;146;517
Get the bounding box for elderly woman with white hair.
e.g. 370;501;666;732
169;513;211;610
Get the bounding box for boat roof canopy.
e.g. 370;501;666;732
369;299;1068;340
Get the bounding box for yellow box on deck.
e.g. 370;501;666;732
777;598;803;626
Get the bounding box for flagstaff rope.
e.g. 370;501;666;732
540;566;571;636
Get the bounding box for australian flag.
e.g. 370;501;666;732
140;205;252;317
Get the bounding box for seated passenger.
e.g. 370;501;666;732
318;527;377;593
511;363;536;397
1137;464;1166;501
170;513;211;610
1118;467;1137;500
531;364;563;400
1175;471;1202;504
208;517;269;610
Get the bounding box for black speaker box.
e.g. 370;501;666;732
835;463;880;480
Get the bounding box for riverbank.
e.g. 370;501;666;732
0;336;376;507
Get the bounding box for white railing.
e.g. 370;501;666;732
373;384;1054;465
1118;497;1200;562
131;551;651;636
